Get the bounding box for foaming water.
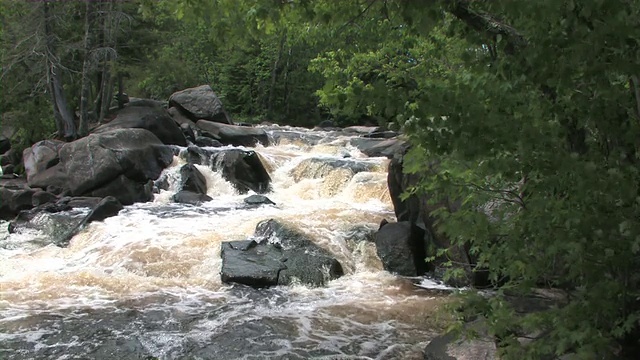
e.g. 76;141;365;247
0;126;443;360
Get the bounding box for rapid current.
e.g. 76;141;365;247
0;126;446;360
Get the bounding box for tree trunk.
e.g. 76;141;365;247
79;0;96;137
268;32;286;116
98;0;115;123
43;0;76;140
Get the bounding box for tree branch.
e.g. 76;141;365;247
445;0;527;53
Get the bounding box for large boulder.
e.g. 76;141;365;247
94;104;187;146
27;129;173;205
374;221;428;276
169;85;233;124
0;179;37;220
221;219;344;287
23;140;65;183
387;151;485;287
196;120;269;147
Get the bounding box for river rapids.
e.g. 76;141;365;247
0;126;446;360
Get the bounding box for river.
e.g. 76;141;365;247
0;126;445;360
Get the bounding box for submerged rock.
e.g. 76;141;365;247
243;194;275;206
221;219;343;287
173;190;212;205
180;164;207;194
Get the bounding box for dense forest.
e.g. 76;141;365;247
2;0;640;358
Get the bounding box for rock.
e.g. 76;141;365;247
1;148;20;166
210;149;271;194
374;221;428;276
88;175;154;205
423;333;497;360
55;196;124;247
196;120;269;147
2;164;15;175
180;164;207;194
350;138;408;158
387;151;485;287
84;196;123;223
180;123;196;143
290;157;376;182
169;85;233;124
31;190;58;207
269;130;323;146
220;240;286;287
195;136;223;147
243;194;275;206
221;219;343;287
23;140;65;183
7;205;83;241
173;190;212;205
0;182;37;220
364;130;398;139
27;129;173;206
57;196;103;209
344;126;381;135
0;135;10;154
94;104;187;146
316;120;336;129
125;98;165;108
167;106;196;128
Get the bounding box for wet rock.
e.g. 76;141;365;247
344;126;381;135
221;219;344;288
85;196;123;223
1;148;21;167
27;129;173;205
244;194;275;206
316;119;336;129
221;240;286;287
374;221;428;277
0;135;10;154
168;106;197;128
57;196;103;209
269;130;323;146
210;149;271;194
0;179;37;220
350;138;408;158
22;139;64;182
181;122;196;143
169;85;233;124
2;164;15;176
173;190;212;205
195;136;223;148
423;333;497;360
196;120;269;147
94;103;187;146
364;130;398;139
31;190;58;207
8;205;84;240
180;164;207;194
386;152;484;287
290;157;375;182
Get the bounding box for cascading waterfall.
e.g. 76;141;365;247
0;126;445;360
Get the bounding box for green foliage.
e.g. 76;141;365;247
304;0;640;358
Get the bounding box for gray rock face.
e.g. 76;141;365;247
94;104;187;146
350;138;408;158
221;219;344;288
0;180;37;220
27;129;173;205
374;221;428;276
169;85;232;124
196;120;269;147
423;333;497;360
23;139;65;183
